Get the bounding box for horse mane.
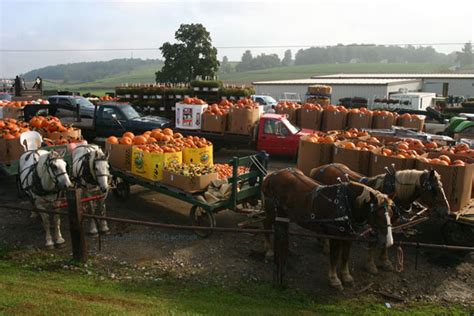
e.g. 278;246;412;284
353;181;392;208
394;169;425;201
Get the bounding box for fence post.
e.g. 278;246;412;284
66;188;87;263
273;216;289;288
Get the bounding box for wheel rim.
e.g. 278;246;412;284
191;206;214;237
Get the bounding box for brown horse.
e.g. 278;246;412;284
262;168;394;290
309;163;450;273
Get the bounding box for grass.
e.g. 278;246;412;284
42;63;450;96
0;248;470;315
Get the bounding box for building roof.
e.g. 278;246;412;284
311;73;474;79
252;78;420;85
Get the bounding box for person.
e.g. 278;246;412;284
32;76;43;90
21;77;26;90
13;76;21;96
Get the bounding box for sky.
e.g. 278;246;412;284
0;0;473;77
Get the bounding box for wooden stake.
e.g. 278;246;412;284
67;188;87;263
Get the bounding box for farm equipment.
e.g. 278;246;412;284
110;152;268;237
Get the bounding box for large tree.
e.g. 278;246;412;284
155;24;219;83
456;42;473;67
281;49;292;66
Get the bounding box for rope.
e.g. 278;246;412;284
396;244;404;272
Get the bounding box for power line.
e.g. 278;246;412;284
0;42;469;53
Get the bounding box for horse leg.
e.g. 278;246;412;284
321;238;330;255
329;239;343;290
87;200;99;237
98;199;110;234
380;248;394;271
263;215;274;259
340;241;354;286
367;244;379;274
39;211;54;249
53;214;66;247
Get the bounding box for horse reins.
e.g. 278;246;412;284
73;146;110;187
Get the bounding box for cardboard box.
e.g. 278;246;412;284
183;144;213;166
296;139;334;175
46;128;82;141
369;149;416;176
131;147;182;181
0;138;26;163
298;108;322;130
372;115;395;130
321;110;347;132
396;115;425;131
201;112;227;133
276;107;298;125
415;154;474;212
175;103;208;130
3;107;24;120
105;142;132;171
227;107;260;135
333;142;371;175
346;112;372;129
162;170;218;193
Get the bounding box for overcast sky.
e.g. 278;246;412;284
0;0;473;77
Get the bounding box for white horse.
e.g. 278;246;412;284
19;150;72;249
72;144;111;236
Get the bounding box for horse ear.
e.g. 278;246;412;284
429;169;436;178
384;166;393;175
389;163;396;174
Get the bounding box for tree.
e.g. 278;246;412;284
220;56;232;73
281;49;292;66
456;42;473;67
235;50;253;72
155;24;219;83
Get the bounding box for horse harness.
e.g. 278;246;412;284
19;150;67;197
73;146;109;187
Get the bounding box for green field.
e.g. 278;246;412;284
43;63;449;96
0;259;468;315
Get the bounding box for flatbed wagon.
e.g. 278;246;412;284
110;152;268;237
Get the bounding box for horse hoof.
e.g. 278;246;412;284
88;232;99;238
342;275;354;286
367;264;378;275
55;242;66;249
45;244;55;250
331;282;344;291
99;230;110;236
382;261;394;272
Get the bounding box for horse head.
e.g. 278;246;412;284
351;182;394;249
46;150;72;190
418;169;450;217
92;148;110;193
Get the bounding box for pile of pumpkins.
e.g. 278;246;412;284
107;128;212;152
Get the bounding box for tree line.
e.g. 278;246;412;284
24;58;162;83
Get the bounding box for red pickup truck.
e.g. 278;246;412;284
177;113;311;157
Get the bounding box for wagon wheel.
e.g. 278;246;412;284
112;177;130;201
189;206;215;238
442;220;474;247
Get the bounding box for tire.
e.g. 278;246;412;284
189;206;215;238
112;177;130;201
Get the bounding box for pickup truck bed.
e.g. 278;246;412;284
175;129;254;149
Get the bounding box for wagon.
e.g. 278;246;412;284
442;207;474;247
110;152;268;237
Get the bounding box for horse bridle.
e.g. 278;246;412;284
73;149;110;186
44;154;68;187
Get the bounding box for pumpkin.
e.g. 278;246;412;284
107;136;119;144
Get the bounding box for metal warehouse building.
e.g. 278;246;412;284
253;78;422;105
310;73;474;97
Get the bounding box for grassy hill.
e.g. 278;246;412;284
42;62;451;95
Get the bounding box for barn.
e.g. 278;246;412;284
253;78;422;105
310;74;474;98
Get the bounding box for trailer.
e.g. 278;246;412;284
110;152;268;237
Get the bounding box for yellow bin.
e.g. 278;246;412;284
131;147;182;181
183;145;213;166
